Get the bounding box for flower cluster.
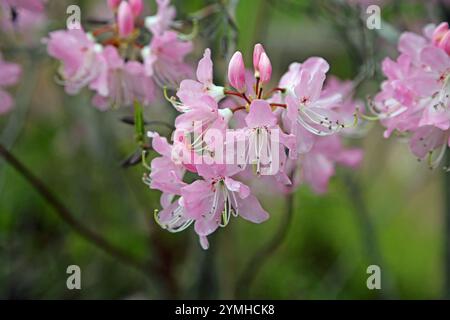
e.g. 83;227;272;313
373;22;450;168
145;44;362;249
44;0;192;110
0;52;21;114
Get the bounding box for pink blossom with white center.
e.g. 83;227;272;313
0;53;21;114
284;57;345;137
178;164;268;249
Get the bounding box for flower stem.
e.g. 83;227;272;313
342;172;395;298
0;143;151;279
235;192;295;298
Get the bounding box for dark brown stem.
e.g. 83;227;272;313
242;93;252;104
255;77;260;98
235;192;295;298
0;144;151;278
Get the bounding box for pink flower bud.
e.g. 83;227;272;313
228;51;246;92
432;22;450;55
129;0;143;17
253;43;264;71
432;22;449;46
253;43;272;82
439;31;450;55
117;1;134;38
257;52;272;83
107;0;121;10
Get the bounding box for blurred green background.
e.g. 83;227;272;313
0;0;448;299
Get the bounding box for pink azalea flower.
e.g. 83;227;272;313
180;164;269;249
1;1;46;43
176;48;224;103
239;99;296;175
91;46;155;110
284;57;344;137
299;135;363;194
145;132;186;196
141;30;193;88
45;0;192;109
374;22;450;167
44;29;107;96
0;53;21;114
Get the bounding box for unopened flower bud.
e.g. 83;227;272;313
228;51;246;92
107;0;121;10
129;0;143;17
117;1;134;38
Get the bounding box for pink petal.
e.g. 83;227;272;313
236;194;269;223
245;99;277;128
196;48;213;85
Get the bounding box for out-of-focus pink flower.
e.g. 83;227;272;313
141;31;193;88
45;29;107;96
145;0;176;35
1;0;46;43
4;0;44;12
0;53;21;114
299;135;362;194
117;1;134;38
228;52;246;92
373;22;450;168
45;0;192;109
92;46;155;110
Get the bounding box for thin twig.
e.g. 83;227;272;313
342;172;396;298
0;144;151;278
235;192;295;299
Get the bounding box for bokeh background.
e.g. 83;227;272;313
1;0;449;299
